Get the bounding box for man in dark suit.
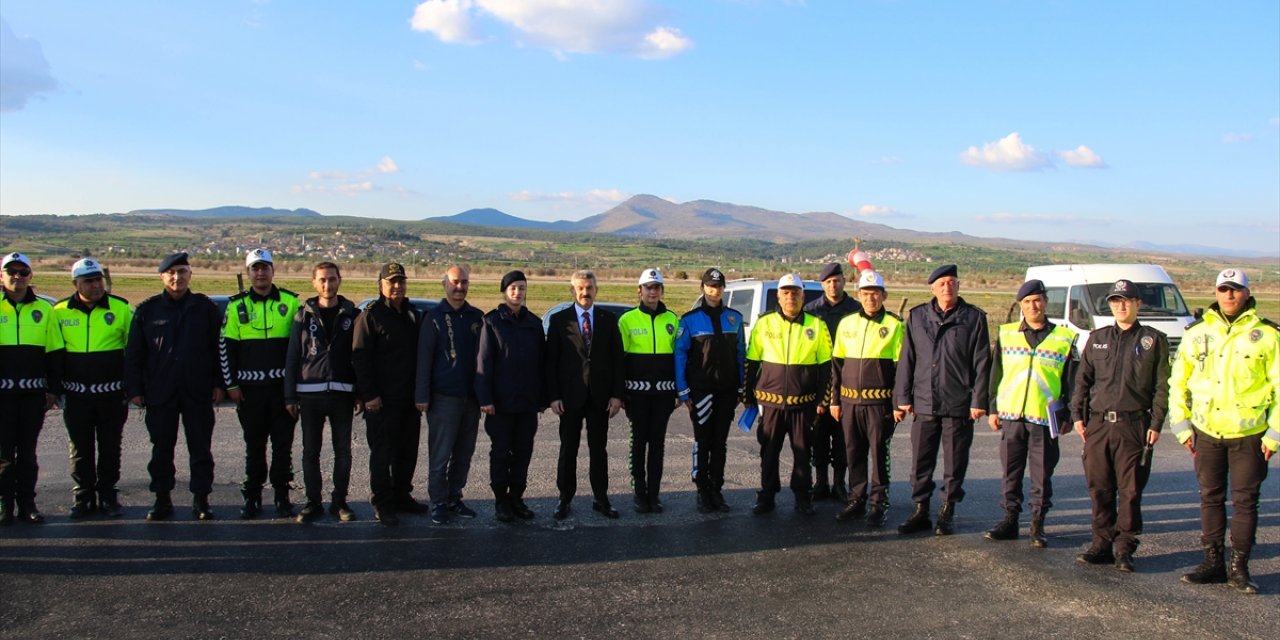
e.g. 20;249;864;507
546;270;625;519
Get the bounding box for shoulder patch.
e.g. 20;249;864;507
228;291;249;301
1261;318;1280;332
1184;317;1206;330
278;287;299;299
886;311;902;321
108;293;130;305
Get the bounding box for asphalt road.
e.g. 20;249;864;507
1;404;1277;639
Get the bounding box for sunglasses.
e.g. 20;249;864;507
5;268;31;277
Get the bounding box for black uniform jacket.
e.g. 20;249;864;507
351;296;420;403
803;294;862;340
545;304;625;412
1070;321;1170;429
893;297;991;418
283;295;360;403
125;289;224;407
474;304;545;413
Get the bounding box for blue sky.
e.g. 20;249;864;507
2;1;1278;254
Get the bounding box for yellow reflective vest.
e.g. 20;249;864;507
0;288;64;393
831;309;903;405
993;322;1076;426
1169;301;1280;452
745;310;832;408
618;303;678;395
220;286;300;388
52;294;133;397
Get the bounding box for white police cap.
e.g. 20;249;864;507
638;268;664;286
246;248;273;268
71;258;104;279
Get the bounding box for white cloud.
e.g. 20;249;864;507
960;132;1051;172
853;204;910;219
511;188;630;207
0;19;57;112
291;181;376;194
1222;132;1254;144
308;170;349;181
975;212;1106;225
872;156;901;165
410;0;693;58
1057;145;1107;168
377;156;400;174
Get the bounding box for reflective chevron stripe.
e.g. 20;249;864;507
296;381;355;394
62;380;124;394
237;368;286;383
625;379;678;392
0;377;47;391
840;387;892;401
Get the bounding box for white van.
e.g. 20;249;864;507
1022;264;1194;352
697;278;825;340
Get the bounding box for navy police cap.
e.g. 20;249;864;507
158;252;189;273
1016;279;1046;301
927;264;958;284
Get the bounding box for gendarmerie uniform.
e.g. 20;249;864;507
803;263;862;500
352;289;422;518
0;253;64;524
220;276;302;516
831;301;902;519
675;268;745;513
52;264;133;515
619;291;679;512
744;281;832;514
474;274;545;520
284;294;360;518
1070;280;1169;563
125;253;224;513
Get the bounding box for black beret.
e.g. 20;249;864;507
818;262;843;282
500;270;527;291
1016;279;1046;301
158;252;189;273
927;264;958;284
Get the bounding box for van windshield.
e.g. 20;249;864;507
1085;282;1190;317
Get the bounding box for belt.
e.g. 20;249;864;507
1101;410;1146;423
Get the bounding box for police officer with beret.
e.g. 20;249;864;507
221;248;302;519
352;262;425;526
125;252;225;521
52;258;134;518
1171;268;1278;594
895;264;991;536
0;252;64;524
803;262;862;502
984;279;1077;548
1070;279;1169;572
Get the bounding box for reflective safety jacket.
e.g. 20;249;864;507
52;294;132;397
1169;300;1280;452
0;287;64;394
831;308;903;406
745;310;832;409
619;302;678;396
220;286;301;388
991;322;1076;426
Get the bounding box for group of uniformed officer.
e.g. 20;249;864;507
2;250;1275;593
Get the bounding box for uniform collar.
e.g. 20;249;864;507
249;285;280;302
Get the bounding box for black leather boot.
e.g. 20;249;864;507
146;492;173;521
835;499;866;522
934;501;957;536
192;495;214;520
1181;543;1227;585
752;490;775;515
897;501;932;535
985;510;1019;541
509;484;535;520
1227;550;1259;594
492;484;514;523
239;488;261;520
1029;514;1047;548
273;486;295;518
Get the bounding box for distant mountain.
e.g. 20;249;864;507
432;208;557;229
1087;240;1277;259
128;206;322;218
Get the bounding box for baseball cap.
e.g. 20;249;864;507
857;270;886;290
71;258;104;279
2;252;31;270
701;268;725;287
379;262;407;280
638;268;664;286
777;273;803;289
246;248;273;268
1215;268;1249;290
1105;279;1140;300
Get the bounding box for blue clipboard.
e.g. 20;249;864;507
737;404;758;432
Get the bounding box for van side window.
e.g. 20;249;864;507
728;289;755;321
1043;287;1067;319
1068;286;1093;329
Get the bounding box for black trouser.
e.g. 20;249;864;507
758;406;813;497
365;400;421;509
998;419;1059;517
909;414;974;504
485;412;538;489
557;402;611;501
0;393;46;507
299;393;354;505
237;383;297;495
1082;415;1150;554
1193;429;1269;554
145;399;216;497
690;391;737;491
811;411;847;488
626;395;675;499
842;402;895;506
64;395;128;504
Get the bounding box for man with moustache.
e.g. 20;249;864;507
352;262;424;526
125;252;225;521
547;270;625;520
0;252;64;525
52;258;134;519
475;270;546;523
416;265;484;524
894;264;991;536
221;248;301;519
803;262;861;502
285;261;361;523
